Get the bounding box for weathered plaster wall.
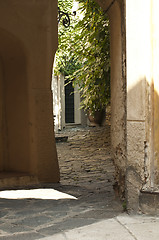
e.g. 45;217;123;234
126;0;153;212
97;0;159;213
97;0;127;199
109;0;126;199
0;0;60;186
152;0;159;186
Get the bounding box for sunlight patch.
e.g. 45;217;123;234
0;189;77;200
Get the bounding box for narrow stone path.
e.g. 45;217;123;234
0;125;158;239
56;124;123;212
0;124;123;240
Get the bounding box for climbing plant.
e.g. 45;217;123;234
55;0;110;116
54;0;80;77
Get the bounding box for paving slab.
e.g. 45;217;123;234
40;218;136;240
0;126;159;239
117;214;159;240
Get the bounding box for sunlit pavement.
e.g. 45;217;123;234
0;126;159;239
41;214;159;240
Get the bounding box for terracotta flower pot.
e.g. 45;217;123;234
88;109;106;126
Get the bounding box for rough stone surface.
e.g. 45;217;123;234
0;125;123;239
139;191;159;215
0;125;159;239
126;121;146;212
109;0;127;200
56;125;114;188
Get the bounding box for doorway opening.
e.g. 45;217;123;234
65;79;75;123
53;0;126;203
54;0;112;185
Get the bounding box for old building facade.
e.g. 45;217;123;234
98;0;159;213
0;0;159;214
52;74;87;132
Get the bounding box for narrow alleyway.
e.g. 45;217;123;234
0;124;159;239
55;123;123;218
56;124;120;207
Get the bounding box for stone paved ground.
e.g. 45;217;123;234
55;124;123;219
0;124;123;239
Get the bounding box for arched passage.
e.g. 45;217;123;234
55;0;126;197
0;29;30;174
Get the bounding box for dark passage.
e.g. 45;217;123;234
65;80;74;123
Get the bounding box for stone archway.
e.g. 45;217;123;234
0;0;60;188
56;0;127;200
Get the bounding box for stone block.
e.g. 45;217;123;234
139;192;156;215
127;121;145;177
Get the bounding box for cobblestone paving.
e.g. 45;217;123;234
0;124;123;239
55;124;123;217
57;125;114;188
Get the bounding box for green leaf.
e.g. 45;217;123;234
54;0;110;115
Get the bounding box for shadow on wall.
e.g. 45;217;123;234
0;28;30;174
126;77;159;212
154;83;159;185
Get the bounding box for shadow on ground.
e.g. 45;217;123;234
0;125;123;239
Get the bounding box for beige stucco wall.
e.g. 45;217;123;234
0;0;59;187
152;0;159;185
0;29;30;173
97;0;159;213
126;0;159;211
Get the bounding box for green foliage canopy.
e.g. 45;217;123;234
55;0;110;115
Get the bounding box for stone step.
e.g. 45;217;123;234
139;189;159;215
0;172;38;190
55;136;68;142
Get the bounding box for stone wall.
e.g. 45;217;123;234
96;0;127;199
126;0;153;212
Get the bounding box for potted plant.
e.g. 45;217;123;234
71;0;110;125
79;69;110;126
